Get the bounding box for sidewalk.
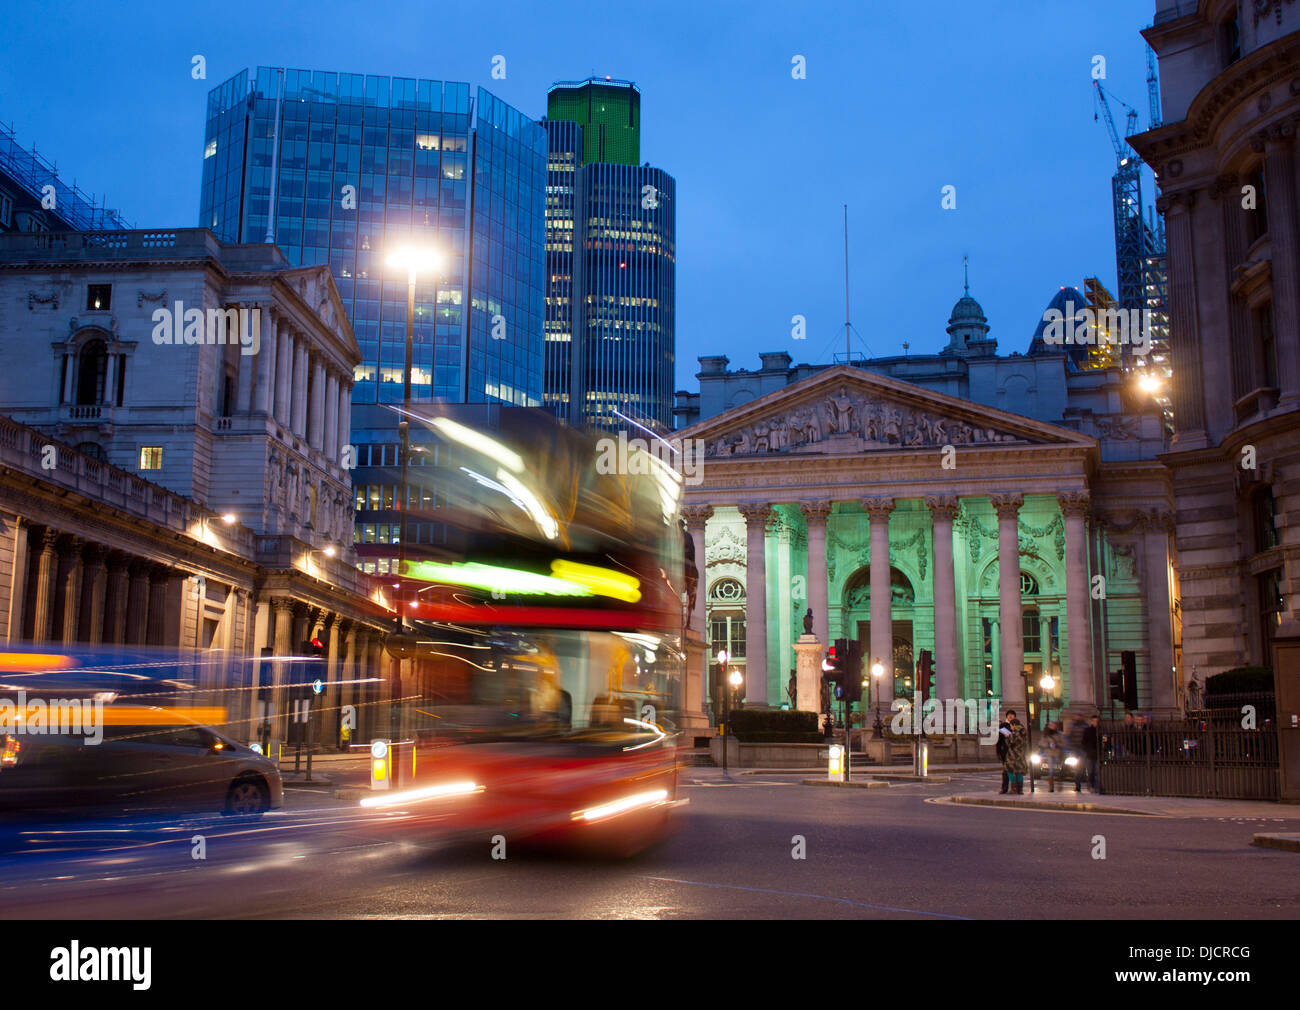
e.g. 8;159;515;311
948;789;1300;819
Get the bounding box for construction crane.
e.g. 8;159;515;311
1093;79;1168;386
1146;44;1162;130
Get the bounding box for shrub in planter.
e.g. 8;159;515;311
730;708;821;743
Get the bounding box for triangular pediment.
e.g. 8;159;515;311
677;364;1094;458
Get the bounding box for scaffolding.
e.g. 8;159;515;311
0;122;131;232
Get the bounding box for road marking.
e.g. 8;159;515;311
925;796;1160;817
637;875;973;920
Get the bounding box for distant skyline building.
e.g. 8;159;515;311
198;67;547;411
543;78;675;432
0;123;131;234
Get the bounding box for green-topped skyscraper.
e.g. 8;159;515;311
546;76;641;166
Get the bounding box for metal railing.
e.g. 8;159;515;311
1100;695;1280;800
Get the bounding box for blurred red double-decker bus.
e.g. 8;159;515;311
359;407;690;856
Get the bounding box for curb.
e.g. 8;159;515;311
870;775;952;783
948;794;1157;816
1252;833;1300;853
801;779;891;789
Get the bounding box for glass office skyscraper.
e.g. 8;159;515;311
199;67;546;409
543;79;675;432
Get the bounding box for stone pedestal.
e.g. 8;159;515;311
682;631;713;737
793;634;824;716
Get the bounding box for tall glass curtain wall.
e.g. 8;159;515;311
199;69;545;407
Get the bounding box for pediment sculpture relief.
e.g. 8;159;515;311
705;386;1023;457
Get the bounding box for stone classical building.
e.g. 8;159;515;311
1128;1;1300;678
0;228;406;744
675;285;1179;724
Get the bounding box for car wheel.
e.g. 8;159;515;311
225;777;269;816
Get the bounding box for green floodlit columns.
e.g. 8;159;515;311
1059;490;1095;710
992;492;1026;712
926;495;960;702
862;497;896;709
799;501;832;648
737;502;773;705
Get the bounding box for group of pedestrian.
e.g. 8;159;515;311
997;710;1101;794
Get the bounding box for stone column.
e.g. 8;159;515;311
341;621;358;744
991;493;1025;712
308;355;326;452
681;504;713;725
58;536;83;645
145;566;169;646
275;323;292;427
325;613;342;744
80;545;107;645
5;517;29;645
1262;126;1300;409
324;371;340;461
737;502;772;705
31;529;60;643
338;382;352;461
863;497;896;708
799;500;832;647
291;341;309;439
61;355;75;403
1156;190;1207;443
126;561;150;645
104;353;118;407
1058;490;1095;710
271;598;295;738
255;307;277;416
236;305;256;414
1144;508;1177;714
354;629;372;741
103;554;130;645
926;495;960;703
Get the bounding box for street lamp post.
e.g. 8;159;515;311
385;246;438;750
716;649;728;771
726;668;743;774
871;658;885;738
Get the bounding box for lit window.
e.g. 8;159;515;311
86;284;112;311
139;446;163;470
204;139;217;159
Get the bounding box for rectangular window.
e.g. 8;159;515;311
139;446;163;470
1255;302;1278;388
367;486;380;510
87;284;112;311
382;486;394;509
0;191;12;229
1022;613;1041;655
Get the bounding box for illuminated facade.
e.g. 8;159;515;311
199;67;547;410
543;79;676;431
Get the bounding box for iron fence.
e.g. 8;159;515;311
1100;694;1280;800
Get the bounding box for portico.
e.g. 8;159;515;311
678;365;1175;727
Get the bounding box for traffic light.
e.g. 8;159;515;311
1108;668;1125;706
844;639;864;704
918;649;934;703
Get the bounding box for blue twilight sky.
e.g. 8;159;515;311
1;0;1159;391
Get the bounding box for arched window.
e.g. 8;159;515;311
1020;571;1039;596
76;339;108;405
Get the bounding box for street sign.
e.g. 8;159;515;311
311;678;323;695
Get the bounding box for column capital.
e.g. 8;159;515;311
39;528;61;553
1056;490;1091;519
798;500;833;524
681;504;714;528
990;492;1024;518
736;501;773;526
272;596;296;617
1208;173;1239;200
860;496;895;521
56;533;83;556
1143;507;1175;533
924;494;959;521
1155;189;1196;214
82;543;107;567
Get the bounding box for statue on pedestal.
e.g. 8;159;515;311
803;607;814;635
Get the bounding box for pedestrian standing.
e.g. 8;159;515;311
1078;713;1100;793
996;715;1011;793
1001;710;1029;794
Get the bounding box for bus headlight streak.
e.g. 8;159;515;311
572;789;669;822
359;781;482;808
430;417;524;473
622;716;667;752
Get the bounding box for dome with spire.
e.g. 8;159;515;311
943;257;992;356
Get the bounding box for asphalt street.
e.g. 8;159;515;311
1;768;1295;919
